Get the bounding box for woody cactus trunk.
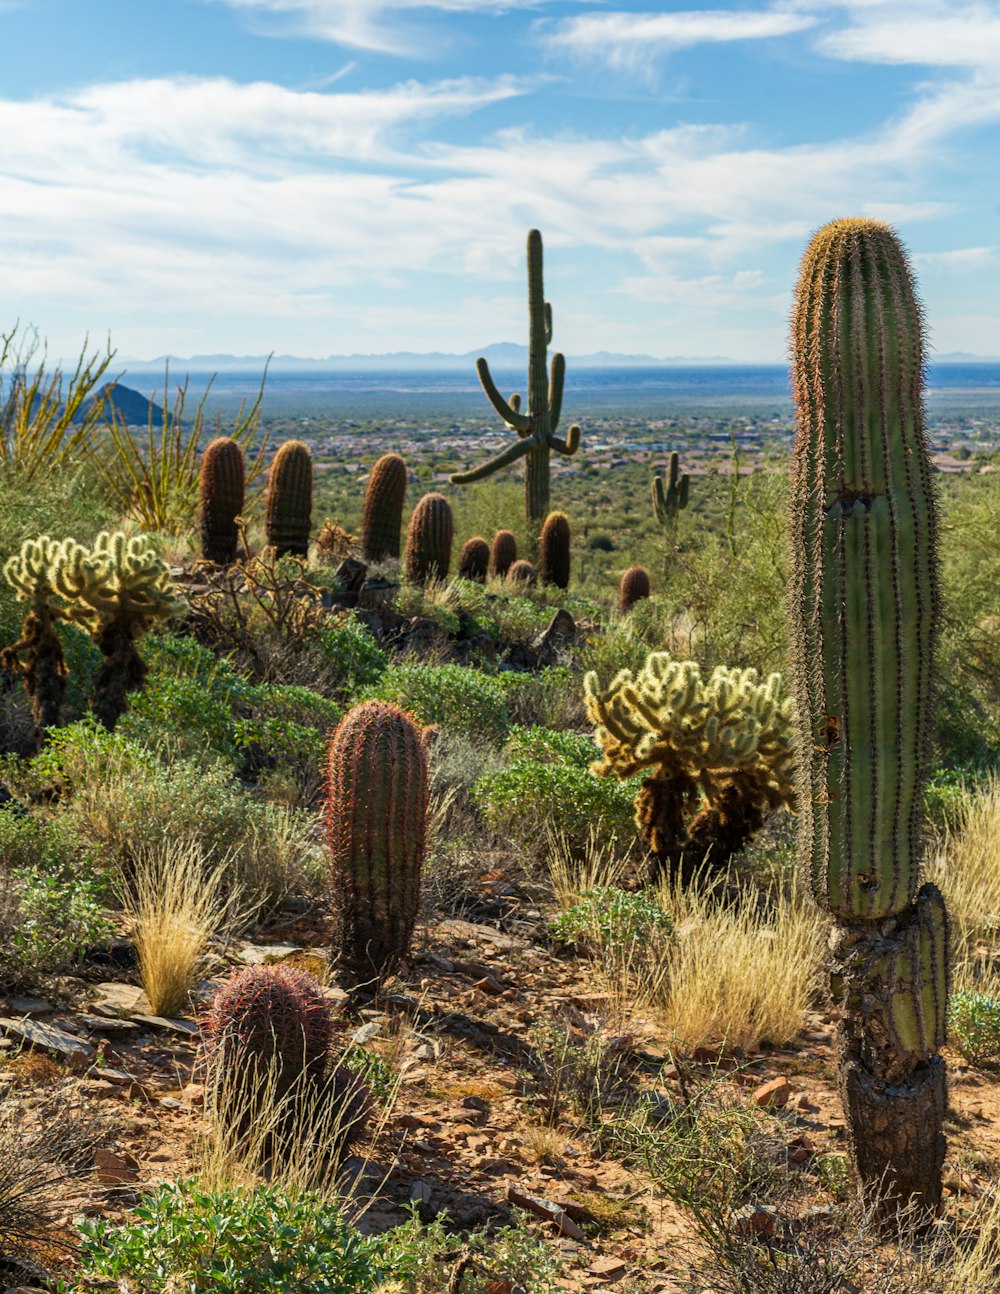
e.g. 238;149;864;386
787;218;948;1213
450;230;580;542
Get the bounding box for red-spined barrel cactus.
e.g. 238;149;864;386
490;530;517;578
539;511;570;588
200;437;245;565
326;701;429;993
404;492;453;586
362;453;407;562
457;536;490;583
619;565;651;614
201;965;333;1135
265;440;313;558
787;218;948;1212
507;559;536;587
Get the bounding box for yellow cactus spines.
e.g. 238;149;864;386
585;651;796;882
1;536;70;741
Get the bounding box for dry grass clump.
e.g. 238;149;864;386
654;876;826;1054
121;840;243;1018
547;826;630;911
927;774;1000;961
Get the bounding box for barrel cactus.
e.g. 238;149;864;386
787;218;948;1212
457;536;490;583
265;440;313;558
619;566;651;615
199;437;245;565
539;511;571;589
404;493;453;586
362;453;407;562
326;701;429;993
490;530;518;578
507;559;536;587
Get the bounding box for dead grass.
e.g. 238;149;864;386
121;840;244;1018
928;774;1000;961
547;826;630;910
654;876;826;1054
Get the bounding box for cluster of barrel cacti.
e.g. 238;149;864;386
2;530;185;735
198;437;315;563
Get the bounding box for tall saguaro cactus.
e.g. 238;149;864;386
652;452;689;528
787;218;948;1212
449;230;581;536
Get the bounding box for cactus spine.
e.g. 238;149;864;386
539;511;571;589
619;566;651;615
1;536;68;742
490;530;518;579
362;453;407;562
787;218;948;1212
652;452;689;528
326;701;429;993
449;230;581;538
199;437;245;564
457;536;490;583
265;440;313;558
404;492;453;586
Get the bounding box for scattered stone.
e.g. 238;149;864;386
334;556;368;593
754;1076;792;1109
90;1067;151;1099
74;1079;118;1100
474;975;504;996
93;1149;140;1185
350;1021;382;1046
533;608;576;662
130;1015;198;1036
588;1255;628;1280
91;983;150;1017
5;997;52;1015
732;1203;779;1237
180;1083;205;1108
0;1018;94;1063
237;943;302;966
409;1180;433;1206
506;1186;586;1241
77;1014;141;1035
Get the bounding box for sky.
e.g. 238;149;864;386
0;0;998;363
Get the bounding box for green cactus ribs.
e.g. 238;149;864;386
449;230;581;534
786;217;947;1214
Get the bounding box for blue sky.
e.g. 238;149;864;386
1;0;998;362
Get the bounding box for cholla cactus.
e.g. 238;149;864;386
53;531;186;729
585;651;796;882
1;536;69;741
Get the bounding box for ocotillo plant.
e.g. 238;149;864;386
199;437;245;564
404;492;453;585
619;565;651;615
457;536;490;583
490;530;517;578
362;452;407;562
449;230;581;537
787;218;948;1212
326;701;428;994
1;535;68;743
652;452;689;530
539;511;570;589
265;440;313;558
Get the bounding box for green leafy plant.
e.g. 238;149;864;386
362;663;508;744
8;868;113;974
65;1180;380;1294
948;989;1000;1065
550;886;673;956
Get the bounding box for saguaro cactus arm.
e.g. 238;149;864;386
450;430;539;484
475;359;532;433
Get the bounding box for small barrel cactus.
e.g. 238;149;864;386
265;440;313;558
619;566;651;614
199;437;245;565
457;536;490;583
539;511;571;589
362;453;407;562
507;559;537;586
490;530;518;578
326;701;429;993
202;965;333;1136
404;492;453;585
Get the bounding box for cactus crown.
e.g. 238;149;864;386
3;536;64;609
490;530;518;578
619;565;651;614
404;492;453;585
585;651;796;802
457;536;490;583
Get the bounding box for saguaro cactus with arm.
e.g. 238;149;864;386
450;230;580;534
787;218;948;1213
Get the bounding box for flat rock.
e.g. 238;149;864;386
77;1014;141;1035
435;919;524;951
754;1076;792;1109
236;943;302;965
91;983;150;1016
506;1185;586;1241
589;1255;628;1279
0;1018;94;1062
130;1014;197;1036
4;997;52;1015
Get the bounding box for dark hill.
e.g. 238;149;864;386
74;383;165;427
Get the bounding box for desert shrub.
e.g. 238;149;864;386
472;759;639;857
484;593;552;645
949;987;1000;1065
312;618;386;700
504;723;598;768
67;1180;380;1294
0;805;99;877
6;869;113;975
362;662;509;744
550;886;673;955
498;665;585;729
122;672;239;763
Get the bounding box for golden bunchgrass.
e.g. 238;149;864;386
654;875;826;1054
546;825;630;911
927;774;1000;962
120;840;243;1018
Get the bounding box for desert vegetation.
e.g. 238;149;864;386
0;226;999;1293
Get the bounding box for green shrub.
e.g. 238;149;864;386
498;666;584;729
65;1180;380;1294
0;805;98;877
122;673;239;763
312;618;386;700
504;723;599;768
949;988;1000;1065
7;869;113;974
550;886;673;955
362;663;508;743
472;759;638;852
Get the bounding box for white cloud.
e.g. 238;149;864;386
805;1;1000;69
543;8;818;72
913;246;997;269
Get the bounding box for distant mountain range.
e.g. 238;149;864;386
113;344;1000;374
73;382;165;426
